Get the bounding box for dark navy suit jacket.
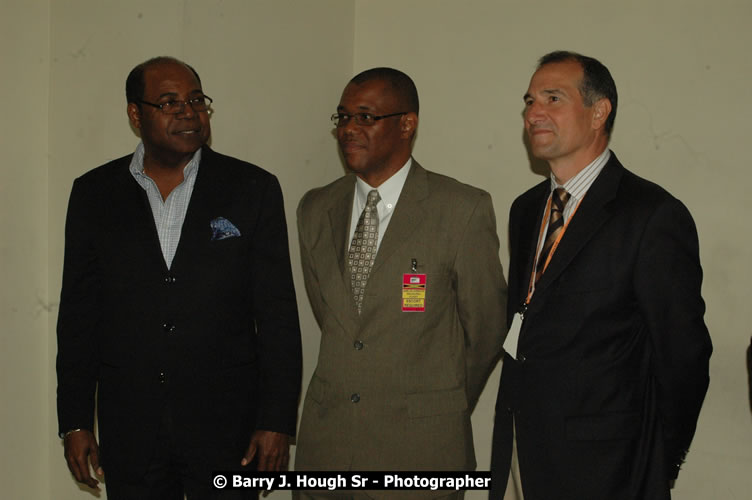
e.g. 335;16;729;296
491;153;711;500
57;146;302;480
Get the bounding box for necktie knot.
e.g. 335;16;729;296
551;187;570;212
366;189;381;207
535;188;571;283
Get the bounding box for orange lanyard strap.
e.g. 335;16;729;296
524;194;584;306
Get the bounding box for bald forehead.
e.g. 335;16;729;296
143;61;196;81
142;62;202;98
526;60;584;99
343;79;403;108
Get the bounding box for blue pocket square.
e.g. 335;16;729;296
210;217;241;241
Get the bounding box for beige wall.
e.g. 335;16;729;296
1;0;51;498
1;0;750;498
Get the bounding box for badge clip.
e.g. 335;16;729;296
403;258;426;312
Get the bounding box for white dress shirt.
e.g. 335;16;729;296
348;158;412;252
129;142;201;269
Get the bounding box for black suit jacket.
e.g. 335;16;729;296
490;153;711;500
56;147;302;480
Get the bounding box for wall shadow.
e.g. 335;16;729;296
521;127;550;178
747;337;752;414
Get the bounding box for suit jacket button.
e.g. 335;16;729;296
162;323;176;333
518;354;527;363
159;372;166;383
354;340;364;350
164;276;176;284
350;393;360;403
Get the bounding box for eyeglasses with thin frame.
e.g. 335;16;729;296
139;95;213;115
330;112;406;127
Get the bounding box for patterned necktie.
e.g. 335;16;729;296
535;187;571;283
348;189;381;314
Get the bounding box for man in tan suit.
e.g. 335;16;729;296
294;67;507;499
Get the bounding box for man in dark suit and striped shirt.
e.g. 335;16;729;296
56;56;302;499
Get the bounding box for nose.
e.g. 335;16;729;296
525;101;544;123
177;101;196;119
338;117;359;138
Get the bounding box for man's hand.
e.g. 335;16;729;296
241;430;290;472
63;430;103;489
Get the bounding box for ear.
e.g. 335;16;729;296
400;112;419;140
127;102;142;130
591;98;612;131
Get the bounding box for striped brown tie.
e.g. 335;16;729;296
535;188;570;283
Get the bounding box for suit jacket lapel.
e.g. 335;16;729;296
513;182;549;305
533;155;624;293
370;161;428;275
327;176;356;279
326;177;362;324
169;147;222;273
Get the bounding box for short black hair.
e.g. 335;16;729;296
350;67;419;115
538;51;617;136
125;56;202;104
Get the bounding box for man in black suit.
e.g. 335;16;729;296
490;51;712;500
56;56;302;499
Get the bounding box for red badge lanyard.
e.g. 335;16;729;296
524;194;584;306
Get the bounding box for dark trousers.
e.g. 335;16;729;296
105;406;258;500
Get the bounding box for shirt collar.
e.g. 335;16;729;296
128;142;202;180
549;148;611;201
355;157;412;213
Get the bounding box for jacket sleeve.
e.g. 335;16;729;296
250;175;303;436
455;191;508;406
296;190;326;330
56;178;101;437
633;196;712;479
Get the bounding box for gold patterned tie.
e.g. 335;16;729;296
348;189;381;314
535;187;571;284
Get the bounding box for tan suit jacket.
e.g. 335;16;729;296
295;161;507;497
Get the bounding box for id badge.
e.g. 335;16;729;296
502;312;523;359
402;273;426;312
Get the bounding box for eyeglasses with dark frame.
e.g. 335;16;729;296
330;112;407;127
138;95;213;115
